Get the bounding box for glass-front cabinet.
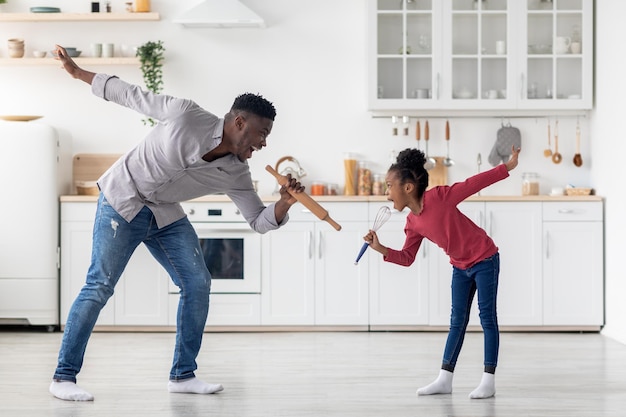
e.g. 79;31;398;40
367;0;593;111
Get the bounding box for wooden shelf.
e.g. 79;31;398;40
0;12;160;22
0;57;140;66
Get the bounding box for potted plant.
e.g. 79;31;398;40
135;40;165;126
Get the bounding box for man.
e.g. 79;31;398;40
50;45;303;401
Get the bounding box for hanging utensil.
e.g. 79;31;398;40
424;120;436;170
552;119;562;164
573;120;583;167
415;120;421;150
544;119;552;157
402;116;409;136
391;115;398;136
443;119;455;167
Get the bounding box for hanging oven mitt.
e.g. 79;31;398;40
489;123;521;166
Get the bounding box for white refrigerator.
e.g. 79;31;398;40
0;120;71;329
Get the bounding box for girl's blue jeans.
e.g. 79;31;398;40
53;194;211;382
442;253;500;373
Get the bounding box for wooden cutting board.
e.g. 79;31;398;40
427;156;448;189
73;153;122;183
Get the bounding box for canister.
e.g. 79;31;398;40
522;172;540;196
357;161;372;196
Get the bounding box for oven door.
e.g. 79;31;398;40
168;223;261;294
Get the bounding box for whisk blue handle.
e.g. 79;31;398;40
354;242;370;265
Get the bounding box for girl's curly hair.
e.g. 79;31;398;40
389;148;429;198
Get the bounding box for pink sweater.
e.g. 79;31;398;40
384;164;509;270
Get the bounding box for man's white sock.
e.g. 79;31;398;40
168;377;224;394
469;372;496;399
49;381;94;401
416;369;453;395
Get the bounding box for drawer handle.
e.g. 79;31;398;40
557;209;575;214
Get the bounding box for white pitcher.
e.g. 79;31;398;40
555;36;571;54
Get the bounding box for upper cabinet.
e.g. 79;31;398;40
367;0;593;112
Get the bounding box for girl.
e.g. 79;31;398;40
364;146;520;399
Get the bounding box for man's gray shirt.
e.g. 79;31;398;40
93;73;286;232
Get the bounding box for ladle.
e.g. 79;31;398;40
573;121;583;167
552;119;562;164
423;120;436;170
443;120;455;166
544;119;552;157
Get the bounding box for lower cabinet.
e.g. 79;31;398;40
61;199;604;330
261;203;369;326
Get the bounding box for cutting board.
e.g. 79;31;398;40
427;156;448;189
72;153;122;184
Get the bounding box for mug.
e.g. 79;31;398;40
91;43;102;57
495;40;506;55
487;89;498;99
102;43;114;58
415;88;430;99
555;36;571;54
570;41;581;54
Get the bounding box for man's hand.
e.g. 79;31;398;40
54;45;96;85
273;174;305;223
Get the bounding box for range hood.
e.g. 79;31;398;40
174;0;266;28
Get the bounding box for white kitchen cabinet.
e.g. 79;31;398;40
542;201;603;326
428;201;543;326
367;0;593;111
61;202;169;327
368;204;429;326
261;203;369;326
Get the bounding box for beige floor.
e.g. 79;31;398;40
0;329;625;416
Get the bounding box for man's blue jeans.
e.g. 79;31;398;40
53;194;211;382
442;253;500;373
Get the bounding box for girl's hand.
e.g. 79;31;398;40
505;146;521;171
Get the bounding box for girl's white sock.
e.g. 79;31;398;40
49;381;94;401
416;369;453;395
168;377;224;394
469;372;496;399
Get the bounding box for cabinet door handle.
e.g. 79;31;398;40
489;211;493;236
520;73;525;100
318;231;323;259
545;231;551;259
435;73;440;99
308;231;313;259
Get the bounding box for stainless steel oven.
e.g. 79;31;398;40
170;201;261;294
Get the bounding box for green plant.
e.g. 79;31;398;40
136;40;165;126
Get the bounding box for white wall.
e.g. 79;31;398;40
592;0;626;344
1;1;618;338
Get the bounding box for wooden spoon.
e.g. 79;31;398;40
415;120;421;150
573;122;583;167
552;120;562;164
544;120;552;157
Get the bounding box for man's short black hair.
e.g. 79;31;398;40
231;93;276;121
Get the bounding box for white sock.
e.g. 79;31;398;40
416;369;453;395
168;377;224;394
49;381;94;401
469;372;496;399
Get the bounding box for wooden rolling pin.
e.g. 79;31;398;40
265;165;342;231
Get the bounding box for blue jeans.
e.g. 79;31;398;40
442;253;500;373
54;194;211;382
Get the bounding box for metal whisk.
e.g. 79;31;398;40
354;206;392;265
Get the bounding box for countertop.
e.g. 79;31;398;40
60;194;603;203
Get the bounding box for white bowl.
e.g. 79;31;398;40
33;50;47;58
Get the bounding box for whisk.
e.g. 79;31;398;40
354;206;392;265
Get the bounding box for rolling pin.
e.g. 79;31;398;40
265;165;342;231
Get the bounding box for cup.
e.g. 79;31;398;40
102;43;114;58
495;40;506;55
487;89;498;99
7;38;25;58
570;41;581;54
415;88;430;99
91;43;102;57
555;36;571;54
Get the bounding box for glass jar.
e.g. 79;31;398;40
310;181;327;196
522;172;540;196
372;174;385;196
343;153;357;196
357;161;372;196
327;183;338;196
